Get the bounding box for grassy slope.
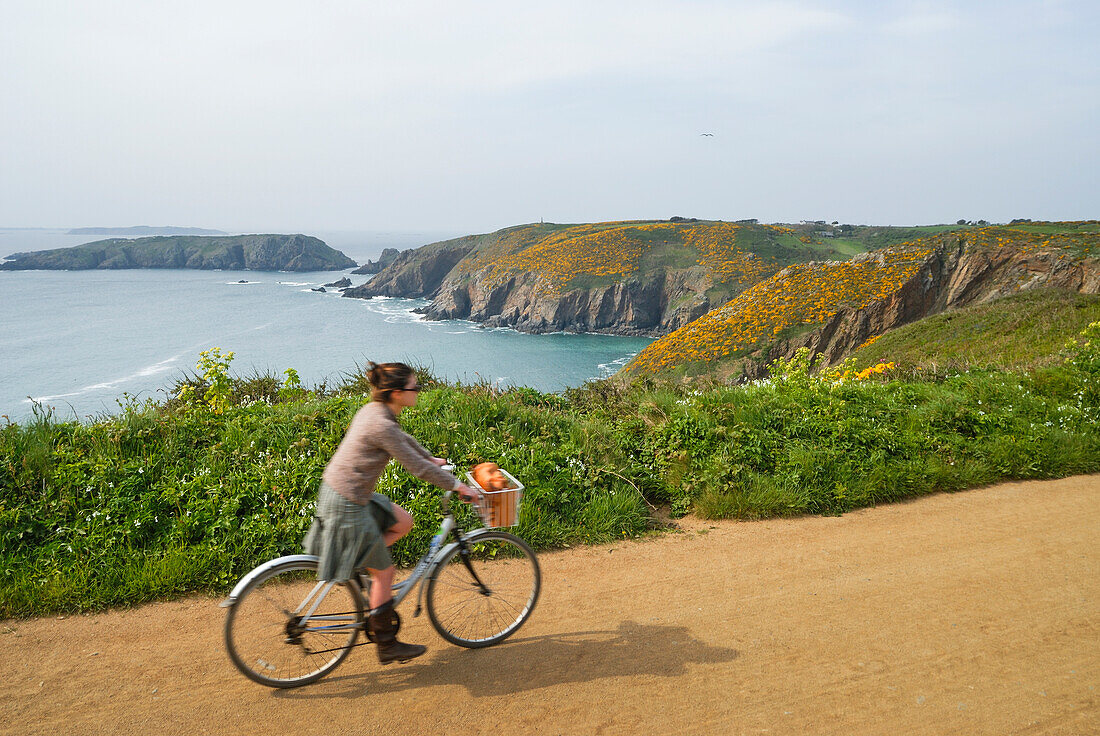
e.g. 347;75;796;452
3;312;1100;617
825;224;971;254
1003;221;1100;235
0;380;652;617
849;290;1100;371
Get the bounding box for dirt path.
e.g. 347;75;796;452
4;475;1099;736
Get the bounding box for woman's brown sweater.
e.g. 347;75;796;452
322;400;459;504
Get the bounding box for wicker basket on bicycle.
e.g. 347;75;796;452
466;463;524;528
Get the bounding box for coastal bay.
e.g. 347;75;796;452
0;268;650;421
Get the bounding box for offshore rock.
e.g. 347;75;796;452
351;248;401;275
343;237;479;299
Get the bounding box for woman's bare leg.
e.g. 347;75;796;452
367;565;396;609
367;504;413;609
383;503;413;547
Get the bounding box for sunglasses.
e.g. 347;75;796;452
403;384;422;392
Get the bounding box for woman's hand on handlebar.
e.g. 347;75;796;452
455;483;480;503
436;458;477;501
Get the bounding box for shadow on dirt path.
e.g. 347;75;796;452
276;621;738;700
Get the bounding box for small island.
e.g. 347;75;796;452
66;226;228;236
1;234;358;272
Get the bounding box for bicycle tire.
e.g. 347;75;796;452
426;531;540;648
224;559;364;688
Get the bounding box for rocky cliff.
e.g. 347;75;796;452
421;267;714;335
763;233;1100;376
0;234;357;272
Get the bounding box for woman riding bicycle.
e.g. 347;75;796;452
303;361;478;665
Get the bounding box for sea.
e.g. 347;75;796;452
0;229;652;422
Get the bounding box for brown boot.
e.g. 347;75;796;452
369;600;426;665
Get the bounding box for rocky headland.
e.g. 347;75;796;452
66;226;227;236
625;224;1100;378
342;220;868;336
1;234;357;272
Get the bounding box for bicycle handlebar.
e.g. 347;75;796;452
439;463;482;512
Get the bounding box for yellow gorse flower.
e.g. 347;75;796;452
456;220;797;296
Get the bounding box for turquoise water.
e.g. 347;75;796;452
0;265;651;422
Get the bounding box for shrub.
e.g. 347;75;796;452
3;342;1098;617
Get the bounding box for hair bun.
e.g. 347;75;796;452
364;361;415;399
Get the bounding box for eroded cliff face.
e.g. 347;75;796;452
423;267;714;335
344;241;720;335
745;236;1100;378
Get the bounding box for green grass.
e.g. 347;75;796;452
818;239;866;257
639;241;705;270
3;321;1097;617
849;290;1100;371
1002;221;1100;234
824;224;970;254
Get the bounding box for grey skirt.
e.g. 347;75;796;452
302;482;398;582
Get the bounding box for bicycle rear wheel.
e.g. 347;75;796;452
426;531;540;648
224;559;364;688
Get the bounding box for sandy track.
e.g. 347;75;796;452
4;475;1098;736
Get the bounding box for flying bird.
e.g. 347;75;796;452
700;133;714;136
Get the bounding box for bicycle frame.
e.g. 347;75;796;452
220;490;487;635
382;514;457;613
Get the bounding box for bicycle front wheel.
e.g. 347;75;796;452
426;531;541;648
224;559;364;688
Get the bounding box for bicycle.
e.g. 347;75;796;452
221;467;541;688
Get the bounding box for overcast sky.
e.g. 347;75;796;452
1;1;1097;233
